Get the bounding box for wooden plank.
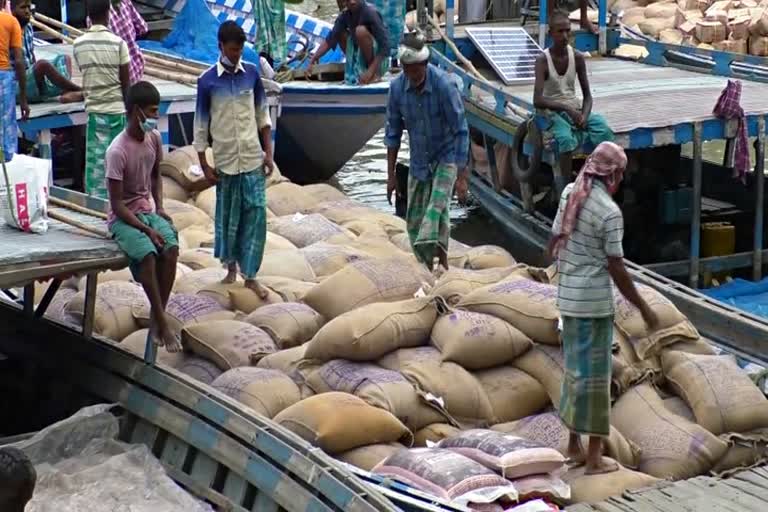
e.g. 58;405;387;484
252;491;280;512
130;418;161;449
189;450;220;490
222;472;249;507
160;434;189;471
163;462;249;512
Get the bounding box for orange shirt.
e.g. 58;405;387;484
0;12;21;70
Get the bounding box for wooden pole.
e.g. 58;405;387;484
48;210;109;238
49;196;108;220
31;19;74;44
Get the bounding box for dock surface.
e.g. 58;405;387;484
567;465;768;512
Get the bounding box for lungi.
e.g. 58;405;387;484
406;163;457;266
254;0;287;63
20;55;70;103
559;315;613;437
0;69;17;163
344;35;390;85
214;168;267;279
546;111;614;155
85;112;126;199
371;0;407;61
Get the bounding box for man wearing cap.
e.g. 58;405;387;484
384;31;469;272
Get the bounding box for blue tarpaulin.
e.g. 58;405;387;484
702;277;768;319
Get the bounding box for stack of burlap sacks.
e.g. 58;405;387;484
32;146;768;508
610;0;768;56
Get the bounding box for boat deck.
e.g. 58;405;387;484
567;465;768;512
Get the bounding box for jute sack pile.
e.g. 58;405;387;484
299;242;371;278
438;429;566;479
244;302;325;349
613;284;699;359
132;293;235;336
662;350;768;435
463;245;517;270
373;448;518;506
563;458;659;504
303;258;433;320
492;412;640;469
179;225;214;249
120;328;187;368
173;268;229;295
474;367;549;424
379;347;496;427
458;276;560;344
662;396;696;422
308;199;378;225
163;199;212;231
43;287;79;327
413;423;461;447
175;356;224;384
76;268;133;290
273;392;413;454
193;186;216;219
305;360;448;431
301;183;348;204
304;298;438;362
178;248;220;270
162;175;189;202
431;309;532;369
266;182;319;216
211;367;301;418
712;429;768;474
612;384;728;479
181;320;278;370
268;213;354;248
265;232;298;252
336;442;404;471
513;345;565;406
258;250;317;282
256;276;315;303
341;219;391;239
256;344;320;396
611;332;662;396
333;235;413;261
66;281;148;341
226;285;284;314
429;265;528;305
159;145;214;191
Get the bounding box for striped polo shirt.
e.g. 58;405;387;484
552;181;624;318
72;25;129;115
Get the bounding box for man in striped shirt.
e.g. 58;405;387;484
550;141;658;475
73;0;130;199
88;0;148;84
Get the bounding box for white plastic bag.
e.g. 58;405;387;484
0;154;50;233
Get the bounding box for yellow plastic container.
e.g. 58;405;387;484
701;222;736;287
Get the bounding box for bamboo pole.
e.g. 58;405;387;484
49;210;109;238
144;65;197;85
49;197;108;220
31;19;74;44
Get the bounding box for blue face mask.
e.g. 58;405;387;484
139;110;158;133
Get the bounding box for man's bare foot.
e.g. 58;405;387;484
581;17;598;35
566;433;587;466
585;457;620;475
162;329;183;353
59;91;84;103
221;269;237;284
244;278;269;300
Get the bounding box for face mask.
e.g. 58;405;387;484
221;55;239;68
139;109;157;133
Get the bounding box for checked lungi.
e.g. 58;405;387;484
344;35;390;85
406;163;457;266
254;0;287;63
371;0;406;61
85;112;126;199
214;168;267;280
559;315;613;437
0;70;17;163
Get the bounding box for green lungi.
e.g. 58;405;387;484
344;35;390;85
559;315;614;437
406;163;457;266
547;111;614;155
254;0;287;63
18;55;70;103
85;112;126;199
110;213;179;279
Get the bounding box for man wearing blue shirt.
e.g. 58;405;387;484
384;30;469;272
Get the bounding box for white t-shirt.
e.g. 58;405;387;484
260;56;275;80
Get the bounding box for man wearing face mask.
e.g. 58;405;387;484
193;21;273;300
106;81;181;352
384;30;469;273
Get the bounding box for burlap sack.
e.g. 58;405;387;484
175;356;223;384
244;302;325;349
273;392;413;454
305;360;448;431
563;459;659;504
227;286;285;314
664;337;717;356
162;175;189;202
612;384;728;479
66;281;147;341
299;242;371;278
301;183;348;204
120;328;187;368
336;443;404;471
613;284;699;359
464;245;517;270
173;268;228;294
662;396;696;422
176;262;192;277
42;287;79;327
458;276;560;344
76;268;133;291
611;331;662;396
662;351;768;435
164;199;212;231
389;232;412;253
413;423;461;447
379;347;495;427
178;248;220;271
268;213;354;248
265;232;298;252
332;235;412;261
259;250;317;282
341;219;390;239
712;429;768;474
212;367;301;418
158;146;214;191
373;448;518;505
431;310;532;369
474;367;549;424
513;345;565;406
194;186;216;219
429;265;528;306
303;258;433;320
132;293;236;336
256;345;320;395
492;412;641;469
179;226;214;249
266;182;319;216
438;429;566;479
181;320;278;370
305;298;437;362
257;276;315;302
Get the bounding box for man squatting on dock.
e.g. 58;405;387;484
550;141;659;474
534;11;614;194
0;446;36;512
385;31;469;272
194;21;274;300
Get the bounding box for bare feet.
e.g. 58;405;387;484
59;91;84;103
585;456;620;475
566;433;587;467
221;265;237;284
244;278;269;300
581;17;598;35
149;313;183;353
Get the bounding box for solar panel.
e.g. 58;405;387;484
465;27;543;86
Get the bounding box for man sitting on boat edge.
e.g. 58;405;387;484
534;11;614;194
308;0;390;85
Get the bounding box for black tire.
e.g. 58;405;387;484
512;118;543;183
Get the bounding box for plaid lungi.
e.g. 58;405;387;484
0;70;17;163
371;0;406;60
254;0;287;63
85;112;126;199
406;163;457;266
344;35;390;85
559;315;613;437
214;168;267;279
